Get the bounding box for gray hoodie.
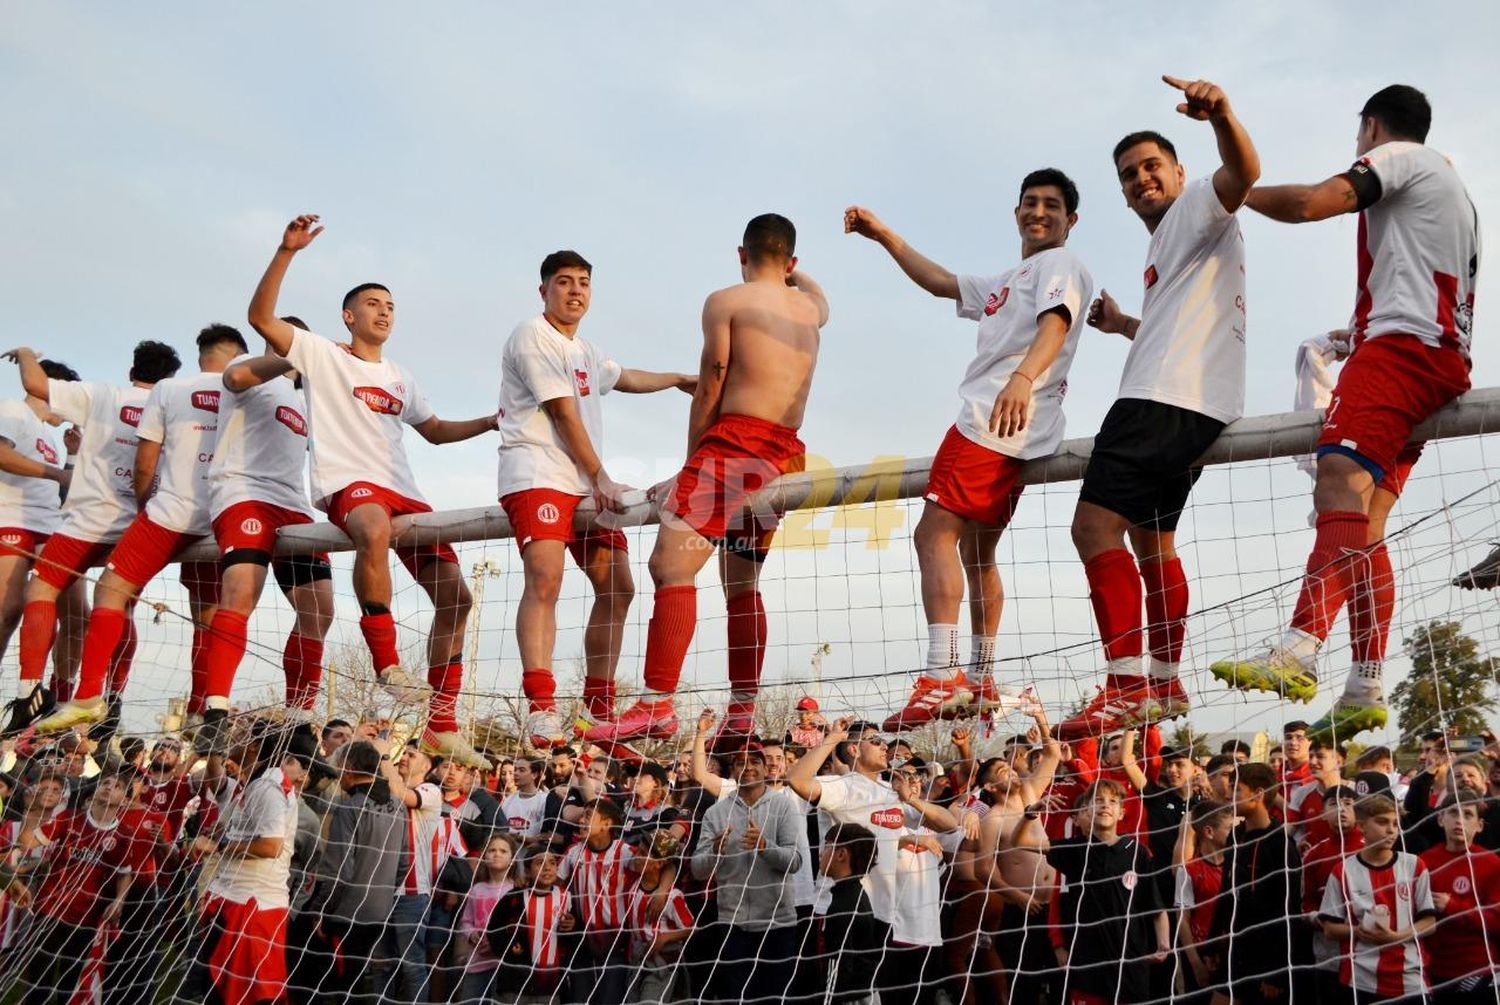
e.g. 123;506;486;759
691;785;802;931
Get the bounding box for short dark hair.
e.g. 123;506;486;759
742;213;797;263
1439;786;1489;813
1422;731;1447;744
588;797;625;830
1205;753;1237;775
280;315;309;331
1309;737;1347;758
1220;739;1251;757
1235;762;1277;794
1112;130;1177;168
552;745;577;759
39;359;79;382
342;283;390;311
1019;168;1080;215
130;340;182;384
1283;721;1310;736
1354;745;1393;768
1354;791;1399;820
519;755;546;776
1361;85;1431;143
1191;798;1232;833
322;718;352;737
825;823;877;876
197;323;248;356
540;250;592;283
637;762;669;788
342;740;382;777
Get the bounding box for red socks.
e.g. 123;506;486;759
18;599;56;684
642;585;697;694
726;591;766;698
360;613;400;673
1084;549;1143;661
108;617;138;695
583;675;615;720
1350;542;1395;664
284;633;324;711
1291;511;1371;641
77;607;127;702
1140;556;1189;665
427;660;463;734
202;611;249;704
521;668;557;712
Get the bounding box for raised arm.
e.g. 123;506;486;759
1020;708;1063;804
223;354;294;392
2;349;51;401
614;369;696;394
1119;727;1149;793
787;717;853;804
1162;75;1260;213
248;215;323;357
691;709;728;798
1245;175;1361;224
843;207;959;300
686;292;732;459
789;271;830;327
413;413;499;446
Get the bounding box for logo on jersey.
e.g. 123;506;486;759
1144;265;1159;290
119;405;143;427
509;816;529;831
352;386;404;416
537;502;561;525
191;390;221;413
36;439;58;464
575;369;592;397
983;288;1010;316
1122;870;1138;890
275;406;308;436
101;835;117;852
1454;876;1472;895
240;517;264;536
869;808;904;830
1395;881;1412;901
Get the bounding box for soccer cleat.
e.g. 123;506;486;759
2;682;54;738
582;698;679;744
1146;677;1192;721
376;664;433;705
710;702;757;752
883;673;975;732
971;675;1041;716
34;695;110;735
1453;543;1500;590
524;709;568;751
1308;700;1388;743
1057;677;1157;741
87;696;124;749
191;708;230;756
422;727;492;771
1209;647;1319;702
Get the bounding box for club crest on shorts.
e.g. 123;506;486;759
537;502;561;525
352;386;404;415
36;438;58;464
241;517;264;536
119;405;143;427
1;534;21;546
984;287;1010;316
191;390;221;413
350;487;374;500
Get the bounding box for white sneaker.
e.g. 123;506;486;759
525;709;567;751
422;728;492;771
376;664;433;705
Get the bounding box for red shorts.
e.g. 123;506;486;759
213;501;332;589
327;481;458;576
1318;334;1469;495
32;533;114;590
667;413;806;559
0;528;48;560
105;513;205;590
500;488;628;563
923;425;1026;526
202;894;289;1005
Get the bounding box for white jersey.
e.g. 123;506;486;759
209;767;298;909
0;400;62;534
137;371;223;536
497;315;622;498
283;328;435;508
954;247;1093;458
1318;850;1435;997
208;355;314;519
47;380;150;543
400;782;466;898
1348;141;1481;359
500;789;549;838
1117;176;1247;423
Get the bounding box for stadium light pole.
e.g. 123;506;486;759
465;558;504;729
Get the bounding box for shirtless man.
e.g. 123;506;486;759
585;214;828;744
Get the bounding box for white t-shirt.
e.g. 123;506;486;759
1117;176;1247;423
136;371;223;536
953;247;1093;458
47;380;151;543
497;315;622;499
814;772;941;946
1348;141;1481;359
283;329;435;508
208;356;314;520
401;781;465;897
0;400;62;533
500;789;550;838
209;767;297;909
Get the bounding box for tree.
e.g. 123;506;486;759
1168;723;1212;762
1390;620;1499;747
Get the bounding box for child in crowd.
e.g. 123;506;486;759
818;823;890;1005
1172;799;1233;1003
1418;787;1500;1002
625;829;693;1005
1301;783;1363;1000
456;831;519;1004
487;844;577;1003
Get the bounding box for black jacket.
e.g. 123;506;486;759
821;877;889;1004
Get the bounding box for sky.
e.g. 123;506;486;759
4;2;1499;747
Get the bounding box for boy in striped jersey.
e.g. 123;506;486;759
1319;791;1437;1003
488;844;578;1003
559;798;635;1005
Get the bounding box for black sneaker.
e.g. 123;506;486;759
1454;543;1500;590
2;683;54;738
87;695;124;748
192;708;229;756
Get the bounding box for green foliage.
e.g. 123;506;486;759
1390;620;1499;747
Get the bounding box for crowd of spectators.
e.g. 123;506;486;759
1;705;1498;1005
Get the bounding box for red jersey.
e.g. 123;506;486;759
1174;856;1224;944
141;775;198;842
34;809;152;926
1301;828;1365;914
1418;844;1500;981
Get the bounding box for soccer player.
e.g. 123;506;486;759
197;323;336;744
247;214;498;769
1059;76;1259;740
1212;85;1480;742
0;356;78;662
586;214;828;744
3;341;183;734
36;325;247;735
843;169;1093;731
498;250;694;747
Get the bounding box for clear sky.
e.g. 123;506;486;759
5;2;1498;745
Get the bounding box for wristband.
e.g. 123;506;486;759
1013;372;1035;384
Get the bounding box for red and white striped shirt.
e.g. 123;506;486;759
524;888;570;969
1319;851;1436;998
560;838;635;932
401;783;466;896
628;884;694;962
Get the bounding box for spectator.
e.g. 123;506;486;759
1300;783;1364;1000
1285;737;1346;851
1172;799;1233;1005
787;697;826;750
1445;755;1500;849
1219;739;1251;763
455;831;519;1004
319;719;353;759
818;824;889;1005
691;739;803;1004
1203;753;1237;802
625;762;680;845
503;755;550;840
487;844;577;1003
625;829;694;1004
1404;730;1454;853
0;772;61;951
559;798;635;1004
1418;787;1500;999
1280;721;1313;792
1318;791;1437;1002
1119;730;1194;908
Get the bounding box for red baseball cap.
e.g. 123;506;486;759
796;697;819;712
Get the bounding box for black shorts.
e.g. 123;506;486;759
273;553;333;592
1078;398;1225;532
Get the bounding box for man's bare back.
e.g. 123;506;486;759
704;275;826;430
